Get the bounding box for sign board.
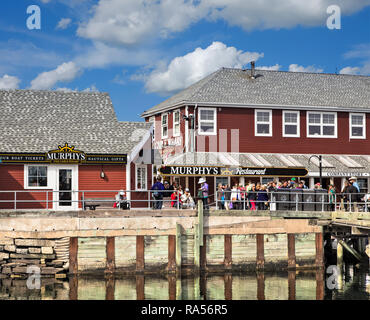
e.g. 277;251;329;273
0;143;127;164
322;171;370;177
159;166;308;177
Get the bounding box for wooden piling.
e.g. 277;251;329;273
175;223;182;273
106;236;115;273
198;200;204;246
224;234;232;270
136;275;145;300
287;233;296;270
256;272;265;300
316;270;324;300
105;275;115;300
337;239;343;265
136;235;145;273
224;274;232;300
194;223;200;270
168;275;176;300
256;234;264;270
315;232;324;268
200;235;207;271
168;235;176;273
69;237;78;275
288;270;296;300
176;277;182;300
68;275;78;300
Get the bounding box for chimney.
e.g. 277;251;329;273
250;61;255;79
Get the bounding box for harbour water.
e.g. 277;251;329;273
0;264;369;300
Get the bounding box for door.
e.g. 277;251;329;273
54;165;78;210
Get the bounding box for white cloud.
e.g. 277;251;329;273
257;64;281;71
82;84;98;92
30;61;81;90
0;74;20;89
56;18;72;30
40;0;51;3
77;0;370;45
139;41;263;95
288;64;324;73
340;44;370;76
339;66;361;75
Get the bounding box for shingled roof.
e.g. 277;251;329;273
0;90;152;154
141;68;370;116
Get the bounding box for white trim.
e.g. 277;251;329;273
173;110;181;137
282;110;300;137
306;111;337;138
349;113;366;139
126;162;131;201
135;164;147;191
141;101;370;118
255;109;272;137
198;107;217;135
161;113;168;139
128;124;153;162
51;165;78;211
24;165;50;189
185;106;189;152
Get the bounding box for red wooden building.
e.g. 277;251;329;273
142;65;370;200
0;90;153;210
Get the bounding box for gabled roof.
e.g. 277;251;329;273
0;90;152;154
141;68;370;117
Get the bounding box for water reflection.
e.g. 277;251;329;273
0;265;369;300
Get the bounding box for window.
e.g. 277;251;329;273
161;113;168;139
307;112;337;138
198;108;217;135
255;109;272;136
27;166;48;188
357;178;368;194
350;113;366;139
136;165;147;190
173;110;180;137
283;111;300;137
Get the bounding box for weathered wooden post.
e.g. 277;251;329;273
175;223;182;273
168;275;176;300
316;270;325;300
337;239;343;265
198;200;204;246
168;235;176;273
106;236;115;273
224;274;232;300
176;276;182;300
136;235;145;273
69;237;78;275
256;272;265;300
224;234;232;270
256;234;264;270
194;223;200;271
200;235;207;271
68;275;78;300
287;233;296;269
288;270;296;300
105;275;115;300
136;275;145;300
315;232;324;268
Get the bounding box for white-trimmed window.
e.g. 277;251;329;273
283;111;300;137
198;108;217;135
136;165;147;190
161;113;168;139
173;110;180;137
25;165;48;188
307;112;337;138
350;113;366;139
255;109;272;136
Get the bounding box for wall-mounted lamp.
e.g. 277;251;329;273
100;166;105;179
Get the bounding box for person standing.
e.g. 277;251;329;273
224;184;231;211
151;178;165;210
328;184;336;211
341;180;349;211
347;180;359;212
198;177;209;210
248;184;257;211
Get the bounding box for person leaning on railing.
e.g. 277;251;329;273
151;178;165;210
328;184;336;211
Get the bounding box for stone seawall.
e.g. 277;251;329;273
0;237;69;277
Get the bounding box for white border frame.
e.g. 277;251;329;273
135;164;147;191
161;113;168;139
255;109;272;137
173;110;181;137
198;107;217;136
306;111;337;138
24;164;50;189
349;113;366;139
282;110;300;137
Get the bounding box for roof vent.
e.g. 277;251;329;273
250;61;256;79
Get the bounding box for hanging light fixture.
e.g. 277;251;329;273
100;166;105;179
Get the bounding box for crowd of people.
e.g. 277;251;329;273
149;176;368;212
150;178;195;209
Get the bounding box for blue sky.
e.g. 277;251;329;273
0;0;369;121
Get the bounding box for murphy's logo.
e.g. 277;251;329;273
46;143;86;163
